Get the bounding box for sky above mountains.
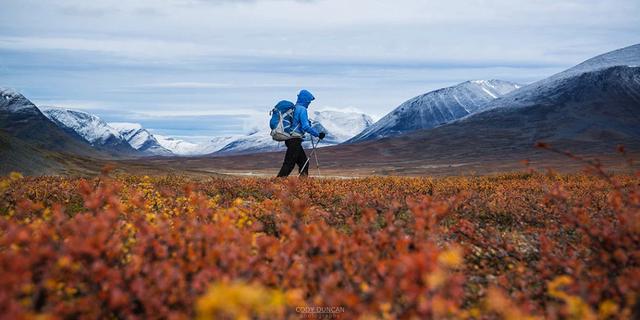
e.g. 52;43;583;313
1;0;639;140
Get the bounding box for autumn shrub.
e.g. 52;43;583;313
0;169;637;319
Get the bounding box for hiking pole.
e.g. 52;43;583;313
299;137;320;177
299;144;315;177
311;137;321;177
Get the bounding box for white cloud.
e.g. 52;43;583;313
130;109;264;117
2;0;638;63
33;100;107;110
0;36;218;60
137;82;233;89
133;82;314;89
1;0;639;138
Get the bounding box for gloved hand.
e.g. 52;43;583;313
318;132;326;140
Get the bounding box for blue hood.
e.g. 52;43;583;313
296;89;315;108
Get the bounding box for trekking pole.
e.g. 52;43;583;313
299;137;320;177
311;137;321;177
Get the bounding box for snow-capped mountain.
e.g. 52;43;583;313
109;122;173;156
1;88;107;175
214;131;283;155
214;109;374;155
155;135;240;156
153;135;200;155
41;108;137;154
459;65;640;143
1;88;40;114
443;43;640;144
481;44;640;112
311;110;374;143
348;80;521;143
335;44;640;168
555;43;640;79
1;88;101;156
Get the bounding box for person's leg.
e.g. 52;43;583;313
277;139;297;177
293;139;309;176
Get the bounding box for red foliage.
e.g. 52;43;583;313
0;170;638;319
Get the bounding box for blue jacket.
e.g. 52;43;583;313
291;90;320;137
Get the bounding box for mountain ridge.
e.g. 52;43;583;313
477;43;640;114
348;79;521;143
41;108;139;155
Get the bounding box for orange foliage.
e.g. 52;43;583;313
0;171;638;319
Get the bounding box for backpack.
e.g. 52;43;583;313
269;100;298;141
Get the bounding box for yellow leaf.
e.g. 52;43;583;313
598;300;618;319
438;246;463;268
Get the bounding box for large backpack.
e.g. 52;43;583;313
269;100;298;141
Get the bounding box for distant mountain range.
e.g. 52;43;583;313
41;108;139;155
2;43;639;175
28;104;374;157
135;109;371;155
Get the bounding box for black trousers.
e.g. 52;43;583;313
277;138;309;177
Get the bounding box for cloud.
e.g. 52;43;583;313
0;36;217;61
57;4;120;16
129;109;264;117
1;0;639;138
137;82;233;89
191;0;318;3
132;82;316;90
33;100;108;111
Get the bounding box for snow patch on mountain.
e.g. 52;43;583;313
1;88;41;113
109;122;173;156
154;135;200;155
311;110;374;142
1;88;20;101
215;132;284;155
109;122;147;149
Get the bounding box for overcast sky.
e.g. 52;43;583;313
1;0;638;141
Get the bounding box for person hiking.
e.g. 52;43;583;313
276;89;326;177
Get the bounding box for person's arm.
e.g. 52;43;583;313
298;107;320;137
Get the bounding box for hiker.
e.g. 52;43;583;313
276;89;326;177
